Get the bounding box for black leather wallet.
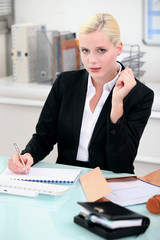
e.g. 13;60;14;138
74;201;150;239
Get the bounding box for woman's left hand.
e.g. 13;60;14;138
110;67;136;123
112;67;137;103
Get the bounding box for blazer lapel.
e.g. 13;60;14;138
73;71;88;147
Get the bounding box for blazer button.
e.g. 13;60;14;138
90;149;95;155
111;129;116;134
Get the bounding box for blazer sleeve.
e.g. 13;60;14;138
105;81;154;173
21;75;62;164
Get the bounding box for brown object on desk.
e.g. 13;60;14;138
146;195;160;214
138;169;160;187
80;167;111;202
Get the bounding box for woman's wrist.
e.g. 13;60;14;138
110;101;123;123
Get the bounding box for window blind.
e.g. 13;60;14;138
0;0;14;33
0;0;12;16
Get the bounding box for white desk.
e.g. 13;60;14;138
0;156;160;240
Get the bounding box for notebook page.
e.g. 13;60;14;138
1;167;82;183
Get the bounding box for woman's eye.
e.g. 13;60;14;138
81;49;89;54
98;49;106;53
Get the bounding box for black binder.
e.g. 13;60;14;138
74;201;150;239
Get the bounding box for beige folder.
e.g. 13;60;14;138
80;167;111;202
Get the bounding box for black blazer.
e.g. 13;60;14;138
22;64;154;173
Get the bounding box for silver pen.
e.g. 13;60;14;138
13;143;29;174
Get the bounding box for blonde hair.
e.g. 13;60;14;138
79;13;120;46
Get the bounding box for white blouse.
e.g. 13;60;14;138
76;63;121;162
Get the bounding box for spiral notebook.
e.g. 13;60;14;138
1;167;82;184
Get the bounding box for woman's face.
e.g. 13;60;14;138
79;31;122;83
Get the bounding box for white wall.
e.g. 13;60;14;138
14;0;160;83
0;34;6;77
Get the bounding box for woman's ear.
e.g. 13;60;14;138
116;41;123;56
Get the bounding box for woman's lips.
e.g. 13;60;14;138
90;68;101;72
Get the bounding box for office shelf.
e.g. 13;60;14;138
117;44;145;80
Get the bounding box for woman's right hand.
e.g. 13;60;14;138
8;153;33;174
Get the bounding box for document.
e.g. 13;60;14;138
105;177;160;206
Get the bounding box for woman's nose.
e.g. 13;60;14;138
88;53;97;63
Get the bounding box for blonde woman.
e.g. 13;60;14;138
8;13;154;174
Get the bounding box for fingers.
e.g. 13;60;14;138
113;67;137;102
8;153;33;174
23;153;34;171
116;67;136;96
117;67;136;88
